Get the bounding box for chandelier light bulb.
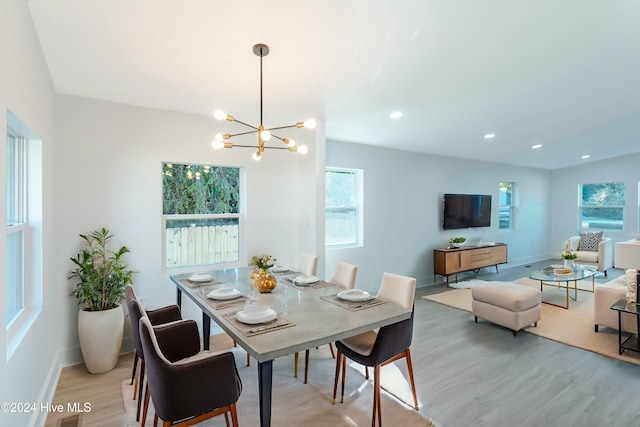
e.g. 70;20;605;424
298;145;308;154
260;130;271;141
213;109;227;121
287;139;296;147
304;119;316;129
253;151;262;161
211;139;224;150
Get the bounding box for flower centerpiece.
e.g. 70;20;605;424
561;249;578;270
249;254;277;271
249;254;278;293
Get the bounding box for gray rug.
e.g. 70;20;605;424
123;346;436;426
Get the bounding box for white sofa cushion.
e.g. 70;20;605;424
625;268;639;301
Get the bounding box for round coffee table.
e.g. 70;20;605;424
529;264;597;309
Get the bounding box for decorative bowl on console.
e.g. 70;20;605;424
449;237;467;248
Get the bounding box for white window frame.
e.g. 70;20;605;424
6;131;26;325
579;182;625;232
6;110;43;360
161;163;245;272
325;167;364;248
499;182;516;232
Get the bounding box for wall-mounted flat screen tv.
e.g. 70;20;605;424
443;193;492;230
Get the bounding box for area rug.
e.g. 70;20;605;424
422;277;640;366
123;347;436;426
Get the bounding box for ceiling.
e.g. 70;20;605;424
28;0;640;170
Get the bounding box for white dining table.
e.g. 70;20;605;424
170;267;411;427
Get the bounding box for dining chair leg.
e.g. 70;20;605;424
246;352;250;367
328;342;336;358
404;349;419;410
365;366;369;379
304;349;310;384
224;410;230;427
372;365;381;427
229;403;239;427
131;352;139;386
332;352;342;404
294;352;299;378
340;355;346;403
141;386;151;427
136;359;145;421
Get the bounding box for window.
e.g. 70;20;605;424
5;110;43;359
325;168;363;247
499;182;515;231
6;131;25;325
162;163;242;269
580;182;625;231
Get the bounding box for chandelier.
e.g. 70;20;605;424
211;43;316;160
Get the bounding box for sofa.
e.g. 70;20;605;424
564;234;613;276
594;269;638;334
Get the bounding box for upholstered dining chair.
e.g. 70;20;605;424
139;316;243;427
124;285;182;422
332;272;418;427
296;261;358;383
298;252;319;276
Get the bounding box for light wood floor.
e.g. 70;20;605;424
46;261;640;427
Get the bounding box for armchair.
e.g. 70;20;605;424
564;234;613;276
124;285;182;422
139;316;242;427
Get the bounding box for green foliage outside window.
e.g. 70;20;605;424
162;163;240;215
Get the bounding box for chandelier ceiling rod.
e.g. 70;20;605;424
211;43;316;160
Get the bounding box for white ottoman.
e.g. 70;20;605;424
471;281;541;336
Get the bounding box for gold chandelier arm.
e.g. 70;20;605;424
231;118;259;130
264;124;299;132
227;130;259;138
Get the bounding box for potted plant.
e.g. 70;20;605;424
449;237;467;248
70;227;134;374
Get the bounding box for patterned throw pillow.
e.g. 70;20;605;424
578;231;603;252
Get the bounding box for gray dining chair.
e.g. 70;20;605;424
124;285;182;422
297;261;358;383
139;316;242;427
332;272;418;426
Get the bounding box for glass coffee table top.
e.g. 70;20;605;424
529;264;597;282
529;264;597;309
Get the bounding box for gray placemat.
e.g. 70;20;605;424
283;277;335;291
222;312;295;337
195;290;249;310
320;294;386;311
179;277;225;289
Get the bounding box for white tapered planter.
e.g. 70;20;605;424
78;305;124;374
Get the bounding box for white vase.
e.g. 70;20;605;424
563;259;574;270
78;304;124;374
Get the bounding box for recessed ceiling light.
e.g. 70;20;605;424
390;111;403;119
484;133;495;139
581;154;591;159
532;144;542;149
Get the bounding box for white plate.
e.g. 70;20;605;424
294;275;319;285
271;265;289;273
207;288;241;300
189;274;213;283
236;305;277;324
337;289;373;302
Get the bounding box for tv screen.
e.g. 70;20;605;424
443;194;492;230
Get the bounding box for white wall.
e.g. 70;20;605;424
550;152;640;258
1;1;57;426
325;140;552;292
53;94;324;353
